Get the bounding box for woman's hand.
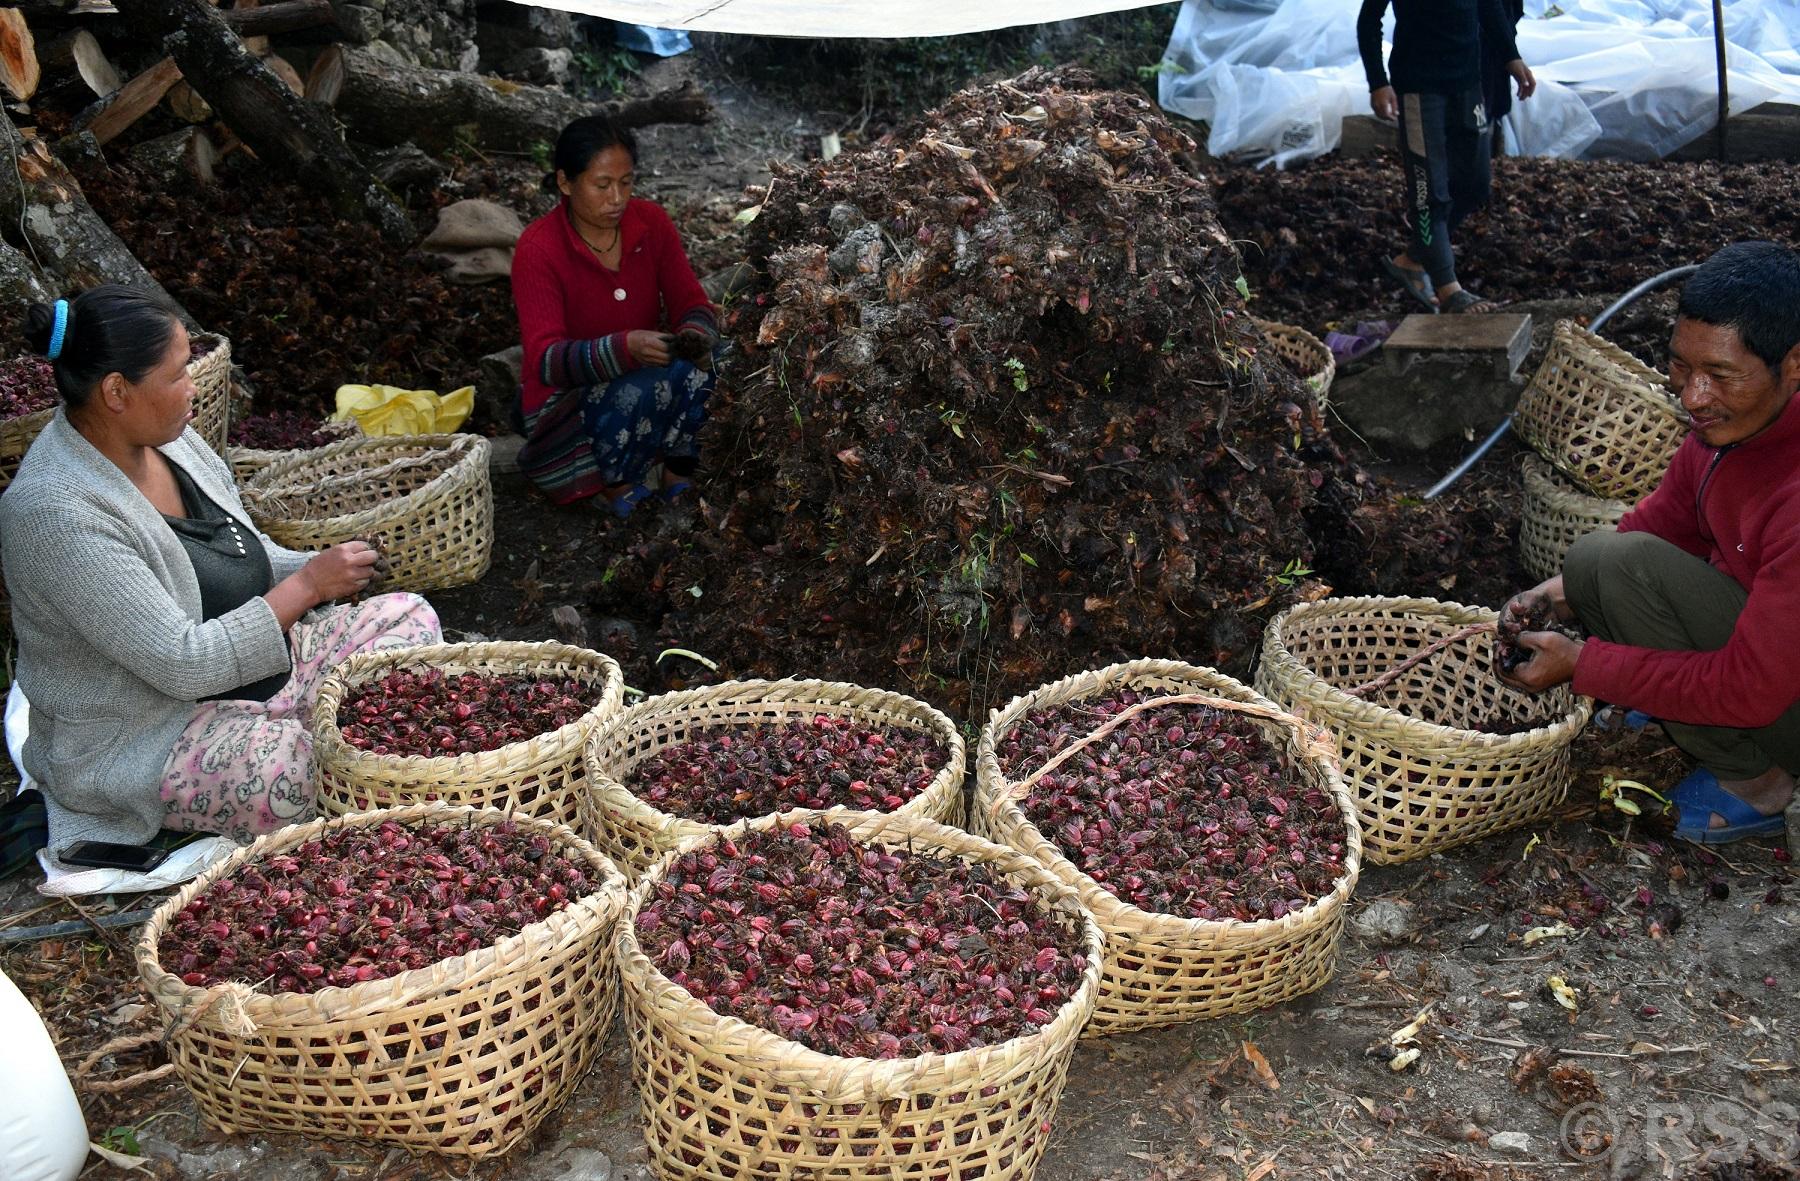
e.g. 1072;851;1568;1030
627;330;673;367
1508;59;1536;101
671;327;716;369
1371;85;1399;122
301;541;380;603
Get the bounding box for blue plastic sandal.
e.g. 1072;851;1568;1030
658;480;693;503
607;484;655;518
1668;768;1787;845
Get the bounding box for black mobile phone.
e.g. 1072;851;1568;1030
59;840;170;872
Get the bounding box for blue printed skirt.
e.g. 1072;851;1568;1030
517;362;712;504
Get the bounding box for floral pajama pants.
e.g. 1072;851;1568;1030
159;592;442;843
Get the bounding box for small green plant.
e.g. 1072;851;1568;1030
1136;60;1182;80
572;45;640;96
1272;558;1314;587
1600;775;1668;818
528;139;553;172
1235;275;1253;300
938;404;969;439
99;1126;142;1157
1004;357;1029;393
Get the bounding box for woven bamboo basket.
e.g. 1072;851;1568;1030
187;333;233;456
618;807;1103;1181
1254;318;1337;408
314;641;625;828
1519;454;1637;583
582;678;966;883
0;405;55;497
229;419;363;483
1513;320;1682;501
241;433;493;592
136;803;627;1158
1256;596;1592;866
972;659;1361;1035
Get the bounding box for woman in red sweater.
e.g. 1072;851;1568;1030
511;117;718;513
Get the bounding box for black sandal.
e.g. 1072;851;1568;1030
1439;289;1499;314
1382;258;1437;312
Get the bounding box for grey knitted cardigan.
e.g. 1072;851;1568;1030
0;412;312;856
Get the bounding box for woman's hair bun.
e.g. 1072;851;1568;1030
22;302;57;357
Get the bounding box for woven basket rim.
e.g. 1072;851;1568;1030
1546;319;1683;420
1262;595;1592;745
615;806;1104;1085
136;802;627;1025
228;421;360;466
0;402;57;449
313;640;625;775
975;657;1363;943
585;677;966;844
242;433;487;533
1252;318;1332;371
1520;453;1639;515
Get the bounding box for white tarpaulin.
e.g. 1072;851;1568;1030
512;0;1173;38
1158;0;1800;167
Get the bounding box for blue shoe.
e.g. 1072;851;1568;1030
1668;768;1787;845
658;479;693;503
607;484;655;518
1593;705;1656;733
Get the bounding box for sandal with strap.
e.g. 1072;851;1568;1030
1382;258;1437;313
658;479;693;503
1439;288;1500;314
1667;767;1788;845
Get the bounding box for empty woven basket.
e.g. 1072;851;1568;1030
241;433;492;592
1513;320;1682;501
1257;597;1591;865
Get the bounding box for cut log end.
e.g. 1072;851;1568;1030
0;10;42;101
128;126;219;186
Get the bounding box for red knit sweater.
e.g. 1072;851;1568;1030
511;197;714;415
1573;392;1800;728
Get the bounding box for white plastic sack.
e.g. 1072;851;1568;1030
1503;77;1603;159
0;969;87;1181
1159;0;1800;168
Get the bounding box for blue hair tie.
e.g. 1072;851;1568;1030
47;299;69;361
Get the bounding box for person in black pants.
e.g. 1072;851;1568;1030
1357;0;1535;313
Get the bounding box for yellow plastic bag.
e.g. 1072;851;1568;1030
332;383;475;436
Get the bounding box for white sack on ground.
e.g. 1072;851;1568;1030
1159;0;1800;167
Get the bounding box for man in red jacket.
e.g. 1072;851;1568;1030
1503;242;1800;848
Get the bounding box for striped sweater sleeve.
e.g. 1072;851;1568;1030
542;332;637;387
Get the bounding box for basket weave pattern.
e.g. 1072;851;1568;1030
1256;597;1591;866
0;404;55;497
187;333;233;456
314;641;625;828
1513;320;1681;501
618;808;1103;1181
582;679;966;882
1254;318;1336;407
1519;455;1635;583
973;659;1362;1035
136;803;627;1158
242;433;493;592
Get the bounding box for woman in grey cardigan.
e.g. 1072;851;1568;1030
0;287;442;861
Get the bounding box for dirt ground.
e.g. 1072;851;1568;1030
3;31;1798;1181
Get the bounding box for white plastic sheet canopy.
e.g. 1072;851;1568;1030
1158;0;1800;168
511;0;1172;39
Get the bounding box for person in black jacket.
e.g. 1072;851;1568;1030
1358;0;1535;313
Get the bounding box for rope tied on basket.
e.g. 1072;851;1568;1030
1342;621;1496;699
1000;692;1333;807
241;444;466;520
68;980;259;1095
